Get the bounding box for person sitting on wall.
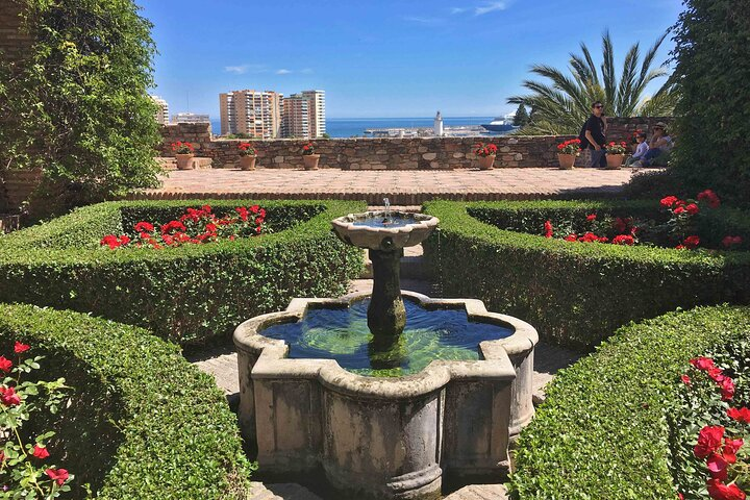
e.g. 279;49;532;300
625;131;649;167
633;122;673;167
579;102;607;168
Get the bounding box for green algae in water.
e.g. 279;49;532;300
260;298;513;378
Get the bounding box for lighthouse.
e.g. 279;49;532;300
433;111;444;137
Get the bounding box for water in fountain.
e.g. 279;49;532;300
261;297;513;377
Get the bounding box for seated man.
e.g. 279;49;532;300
634;122;673;167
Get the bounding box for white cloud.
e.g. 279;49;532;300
474;1;509;16
403;16;443;25
450;7;468;14
224;64;267;75
276;69;292;75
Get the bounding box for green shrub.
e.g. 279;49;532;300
0;199;365;344
671;0;750;206
0;303;253;499
510;305;750;500
422;200;750;349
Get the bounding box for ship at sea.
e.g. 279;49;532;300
481;114;519;133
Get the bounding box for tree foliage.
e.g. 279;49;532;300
512;104;530;127
670;0;750;205
508;31;677;135
0;0;162;213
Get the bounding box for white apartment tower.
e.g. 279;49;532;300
301;90;326;138
219;90;283;139
151;95;169;125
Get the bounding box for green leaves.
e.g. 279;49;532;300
507;31;675;135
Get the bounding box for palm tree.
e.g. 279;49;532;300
508;31;677;135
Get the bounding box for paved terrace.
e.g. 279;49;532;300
134;167;638;205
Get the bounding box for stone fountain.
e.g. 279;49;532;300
234;201;538;499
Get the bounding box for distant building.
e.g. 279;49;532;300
300;90;327;138
433;111;444;137
151;95;169;125
171;112;210;124
220;90;283;139
281;94;310;139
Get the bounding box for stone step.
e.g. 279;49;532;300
444;484;509;500
248;482;323;500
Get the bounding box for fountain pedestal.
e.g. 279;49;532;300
368;248;406;338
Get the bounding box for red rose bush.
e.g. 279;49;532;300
100;205;268;250
1;341;74;497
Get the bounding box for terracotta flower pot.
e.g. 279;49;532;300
606;154;625;170
303;154;321;171
557;153;576;170
239;155;257;171
477;155;496;170
175;154;195;170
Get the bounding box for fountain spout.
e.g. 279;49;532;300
383;198;391;225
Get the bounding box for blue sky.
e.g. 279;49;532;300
140;0;684;119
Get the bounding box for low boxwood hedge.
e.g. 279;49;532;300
510;305;750;500
422;200;750;349
0;303;253;499
0;199;365;344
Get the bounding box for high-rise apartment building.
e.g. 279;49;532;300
151;95;169;125
281;95;310;139
301;90;326;138
219;90;283;139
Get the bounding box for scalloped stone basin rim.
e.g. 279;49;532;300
331;211;439;250
233;291;538;500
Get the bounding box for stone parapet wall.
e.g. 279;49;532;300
159;117;674;170
605;116;675;143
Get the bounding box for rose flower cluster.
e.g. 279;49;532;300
100;205;267;250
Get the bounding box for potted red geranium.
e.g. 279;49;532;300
238;143;257;171
473;143;498;170
172;141;195;170
557;138;581;169
302;142;320;171
605;141;628;170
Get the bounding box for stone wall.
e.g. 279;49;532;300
159;117;675;170
0;0;32;65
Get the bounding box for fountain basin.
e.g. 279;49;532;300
332;211;439;250
234;291;538;500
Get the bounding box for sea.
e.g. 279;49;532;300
210;117;496;138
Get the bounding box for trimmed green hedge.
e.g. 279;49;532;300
422;200;750;349
510;305;750;500
0;304;253;499
0;200;365;344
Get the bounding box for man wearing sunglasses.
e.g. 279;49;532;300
579;102;607;168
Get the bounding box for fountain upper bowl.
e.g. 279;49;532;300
331;211;439;250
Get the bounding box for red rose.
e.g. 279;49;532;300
612;235;635;246
728;407;750;423
0;356;12;373
698;189;721;209
0;386;22;406
118;235;131;247
723;236;743;248
134;222;154;233
685;203;700;215
724;438;743;462
544;221;553;239
681;374;691;386
695;426;725;459
660;196;679;208
14;341;30;354
45;468;70;486
564;234;577;242
586;214;597;222
33;445;50;460
707;452;729;481
674;206;686;215
683;235;701;249
690;357;716;370
719;377;735;401
707;479;746;500
100;234;121;249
